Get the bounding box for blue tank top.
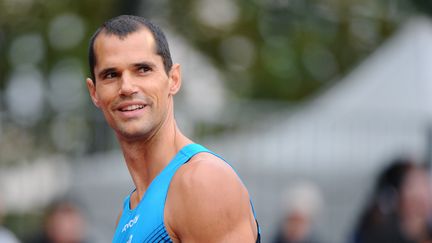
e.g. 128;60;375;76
112;143;260;243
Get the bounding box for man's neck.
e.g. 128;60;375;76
118;118;191;202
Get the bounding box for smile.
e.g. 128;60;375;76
120;104;145;112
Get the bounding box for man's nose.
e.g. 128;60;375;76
119;73;138;96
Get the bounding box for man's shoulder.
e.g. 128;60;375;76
176;152;243;191
165;151;253;241
167;150;250;216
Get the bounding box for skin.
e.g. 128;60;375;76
86;27;258;242
399;168;432;241
46;205;86;243
282;211;311;242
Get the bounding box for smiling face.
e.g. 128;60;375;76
86;28;181;142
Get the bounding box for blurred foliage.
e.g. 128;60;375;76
0;0;424;162
166;0;416;100
0;0;120;163
411;0;432;15
0;0;116;88
3;212;42;241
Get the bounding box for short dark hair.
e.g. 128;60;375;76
88;15;173;82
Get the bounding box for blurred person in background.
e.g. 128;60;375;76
0;196;20;243
272;181;324;243
30;200;87;243
351;157;432;243
86;15;260;242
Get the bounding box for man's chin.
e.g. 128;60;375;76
116;128;151;142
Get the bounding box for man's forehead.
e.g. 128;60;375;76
92;27;165;74
92;27;159;68
101;26;154;41
94;27;156;51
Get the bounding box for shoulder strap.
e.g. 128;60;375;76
178;143;210;162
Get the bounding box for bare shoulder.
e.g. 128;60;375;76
180;153;244;188
165;152;257;242
173;153;249;204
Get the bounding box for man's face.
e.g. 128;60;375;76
86;28;180;141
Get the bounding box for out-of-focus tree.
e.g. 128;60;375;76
165;0;416;100
0;0;425;162
411;0;432;15
0;0;121;164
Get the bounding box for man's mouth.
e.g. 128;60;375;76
120;104;145;112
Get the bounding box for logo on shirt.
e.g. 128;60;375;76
122;215;140;233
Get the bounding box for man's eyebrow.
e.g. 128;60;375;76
132;62;156;69
98;67;117;78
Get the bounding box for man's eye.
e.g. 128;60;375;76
104;72;117;79
138;66;151;73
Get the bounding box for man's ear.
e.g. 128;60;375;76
86;78;100;108
168;64;182;95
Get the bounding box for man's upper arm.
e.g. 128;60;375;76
166;155;257;242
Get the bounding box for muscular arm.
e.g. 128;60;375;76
165;153;258;242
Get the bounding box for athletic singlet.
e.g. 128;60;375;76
112;143;261;243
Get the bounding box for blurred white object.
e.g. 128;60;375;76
281;181;324;219
0;157;71;213
0;227;20;243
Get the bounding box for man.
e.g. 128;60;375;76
86;15;260;242
30;200;87;243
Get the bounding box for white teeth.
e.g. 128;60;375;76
121;105;144;111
